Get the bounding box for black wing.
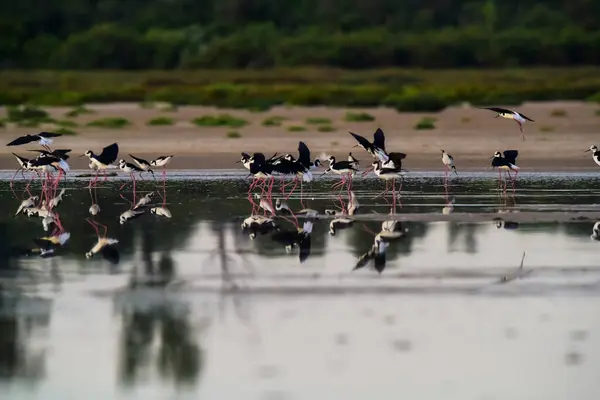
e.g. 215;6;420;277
298;236;311;263
349;132;372;150
297;141;311;168
335;161;359;171
492;158;512;168
266;152;280;162
7;135;36;146
373;252;387;273
252;152;266;165
503;150;518;165
127;162;144;171
37;131;63;138
240;152;250;159
373;128;386;151
28;149;52;155
30;156;59;167
481;107;512;114
13;153;29;165
97;143;119;165
517;112;534;122
129;154;151;167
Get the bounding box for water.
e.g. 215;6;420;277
1;172;600;400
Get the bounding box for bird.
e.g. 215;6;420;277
133;192;155;209
128;154;155;178
323;156;359;182
491;150;520;191
36;232;71;250
480;107;534;140
371;161;405;208
275;198;293;215
329;217;354;236
585;145;600;167
348;152;359;168
375;220;408;243
591;222;600;241
237;152;252;170
48;188;66;209
119;209;145;225
85;218;119;264
6;132;63;150
150;155;174;178
10;153;35;187
82;143;119;186
241;215;277;239
29;148;71;160
271;220;313;263
349;129;386;160
15;196;39;216
353;239;389;274
150;206;172;218
441;149;458;178
118;159;144;202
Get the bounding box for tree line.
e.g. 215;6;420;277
1;0;599;69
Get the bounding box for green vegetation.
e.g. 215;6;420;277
147;116;174;126
87;117;131;128
2;1;599;69
461;117;472;123
262;116;287;127
54;127;78;136
65;105;95;117
539;125;555;132
227;131;241;138
550;109;567;117
192;114;248;128
1;69;600;111
596;109;600;116
306;117;332;125
54;119;78;127
0;119;6;128
344;111;375;122
414;117;436;130
4;105;55;127
317;125;336;132
287;125;306;132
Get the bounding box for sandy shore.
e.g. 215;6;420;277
1;101;599;171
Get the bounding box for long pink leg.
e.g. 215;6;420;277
284;177;298;200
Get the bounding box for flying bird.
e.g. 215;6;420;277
480;107;534;140
6;132;63;149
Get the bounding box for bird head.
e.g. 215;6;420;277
585;145;598;153
150;160;157;167
81;150;93;158
440;149;445;153
85;251;93;259
327;155;335;164
118;159;126;165
490;151;501;160
313;159;322;167
149;208;157;215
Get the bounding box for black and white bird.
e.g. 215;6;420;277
241;215;277;239
349;129;386;159
128;154;155;177
591;221;600;241
150;155;174;170
119;209;145;225
29;148;71;160
6;132;63;150
585;145;600;167
150;206;172;219
375;220;408;243
83;142;119;171
324;156;359;176
119;159;143;174
441;149;458;177
329;217;354;236
491;150;520;171
347;152;359;168
480;107;534;140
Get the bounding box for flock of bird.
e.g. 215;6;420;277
4;105;597;270
7;132;174;262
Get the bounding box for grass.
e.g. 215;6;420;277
287;125;306;132
227;131;242;138
595;109;600;116
159;103;178;112
86;117;131;128
550;109;567;117
0;118;5;128
2;68;600;111
538;125;555;132
344;111;375;122
414;117;436;130
317;125;336;132
262;116;287;126
65;105;95;118
461;116;471;123
139;101;156;109
147;116;174;126
54;127;78;136
306;117;332;125
192;114;247;128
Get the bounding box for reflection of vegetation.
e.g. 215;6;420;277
116;227;203;388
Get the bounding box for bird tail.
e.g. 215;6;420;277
58;159;70;172
302;220;314;234
509;164;520;171
451;166;458;176
302;170;313;182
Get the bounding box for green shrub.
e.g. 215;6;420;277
54;127;78;136
414;117;436;130
317;125;336;132
139;101;155;109
306;117;331;125
54;119;78;127
550;109;567;117
538;125;555;132
596;109;600;116
227;131;242;138
287;125;306;132
147;117;174;126
384;90;450;112
192;114;247;128
262;116;287;126
0;118;5;128
344;111;375;122
87;117;131;128
65;105;95;118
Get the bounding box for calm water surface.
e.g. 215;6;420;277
1;173;600;400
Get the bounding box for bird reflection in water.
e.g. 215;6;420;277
270;218;314;263
354;220;408;274
85;218;119;265
328;191;360;235
590;222;600;241
497;252;530;284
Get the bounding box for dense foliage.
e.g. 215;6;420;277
1;0;599;69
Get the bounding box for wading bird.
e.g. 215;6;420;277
118;159;144;203
441;149;458;183
491;150;520;192
372;161;405;210
128;154;155;178
480;107;534;140
585;145;600;167
82;143;119;188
